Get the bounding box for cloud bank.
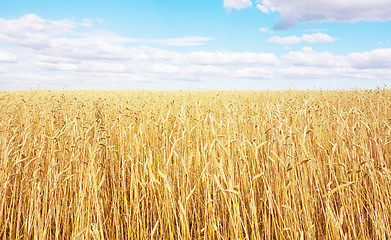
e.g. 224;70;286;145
268;33;335;45
0;14;391;89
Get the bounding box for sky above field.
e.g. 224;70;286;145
1;0;391;90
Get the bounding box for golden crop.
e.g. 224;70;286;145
0;89;390;239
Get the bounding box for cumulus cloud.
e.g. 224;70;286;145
268;35;301;45
268;33;335;45
1;14;391;90
223;47;391;81
284;47;391;70
256;0;391;29
283;47;348;67
0;14;212;49
0;14;78;49
0;14;284;89
348;48;391;69
224;0;252;10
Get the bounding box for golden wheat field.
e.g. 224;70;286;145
0;89;391;239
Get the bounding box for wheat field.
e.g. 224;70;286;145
0;89;390;239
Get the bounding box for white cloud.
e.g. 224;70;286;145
259;27;270;33
256;0;391;29
256;4;270;13
185;51;280;66
197;47;390;82
284;47;391;70
348;48;391;69
224;0;252;10
0;14;212;49
0;14;282;89
80;31;212;47
283;47;348;67
268;35;301;45
1;14;391;90
0;14;76;49
268;33;335;45
301;33;334;43
149;36;213;46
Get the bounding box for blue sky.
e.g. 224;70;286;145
1;0;391;90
